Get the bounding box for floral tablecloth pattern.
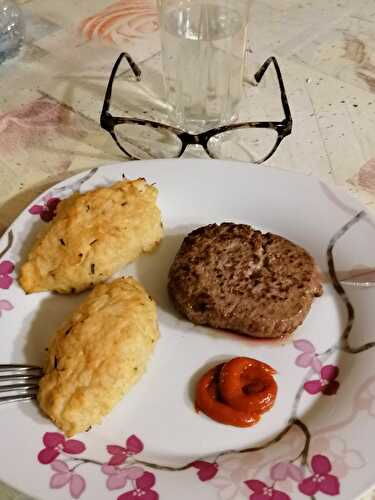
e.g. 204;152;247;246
1;0;374;498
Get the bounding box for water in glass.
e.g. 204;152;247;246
159;0;249;133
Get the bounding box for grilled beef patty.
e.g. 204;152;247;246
168;223;323;338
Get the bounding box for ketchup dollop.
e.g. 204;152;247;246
195;357;277;427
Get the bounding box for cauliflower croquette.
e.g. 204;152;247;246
20;178;163;293
37;277;160;436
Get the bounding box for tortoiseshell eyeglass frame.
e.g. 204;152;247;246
100;52;292;163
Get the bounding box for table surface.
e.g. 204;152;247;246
0;0;374;498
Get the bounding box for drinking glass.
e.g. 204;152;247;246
0;0;24;64
158;0;250;133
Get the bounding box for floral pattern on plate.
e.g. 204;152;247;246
37;433;158;499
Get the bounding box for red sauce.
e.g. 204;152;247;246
195;357;277;427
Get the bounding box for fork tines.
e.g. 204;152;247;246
0;364;43;404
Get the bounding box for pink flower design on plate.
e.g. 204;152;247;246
270;462;304;482
299;455;340;496
50;460;86;499
310;436;365;479
210;452;265;500
38;432;86;464
0;260;14;289
101;464;144;490
29;196;60;222
304;365;340;396
117;471;158;500
191;460;219;481
0;299;13;317
360;377;375;417
294;339;322;373
107;435;143;466
244;480;290;500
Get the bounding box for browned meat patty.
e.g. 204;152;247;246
168;223;323;338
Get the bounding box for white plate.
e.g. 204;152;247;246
1;159;375;500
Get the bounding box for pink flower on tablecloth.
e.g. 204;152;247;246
80;0;159;44
0;260;14;289
0;300;13;317
50;460;86;499
0;98;67;147
0;97;94;174
304;365;340;396
107;435;144;466
101;464;144;490
117;471;158;500
244;480;291;500
293;339;322;373
298;455;340;496
191;460;219;481
349;157;375;194
38;432;86;464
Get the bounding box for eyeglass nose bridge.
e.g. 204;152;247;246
177;131;215;157
178;132;207;146
177;131;212;157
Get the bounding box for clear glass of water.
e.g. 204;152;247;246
0;0;25;64
158;0;250;133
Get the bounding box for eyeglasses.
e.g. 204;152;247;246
101;52;292;164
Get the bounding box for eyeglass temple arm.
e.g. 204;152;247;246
101;52;142;117
254;56;292;125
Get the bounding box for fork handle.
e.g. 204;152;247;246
0;393;36;404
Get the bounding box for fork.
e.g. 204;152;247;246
0;364;43;404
